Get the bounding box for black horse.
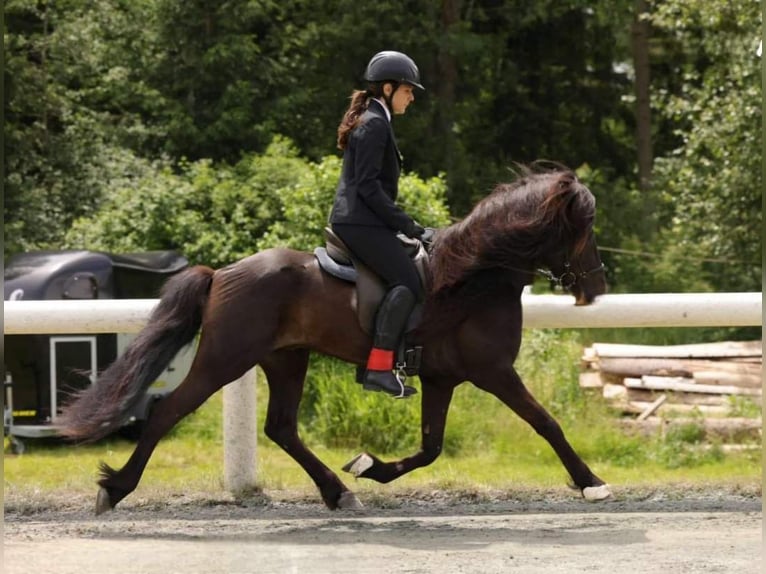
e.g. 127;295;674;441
60;167;612;513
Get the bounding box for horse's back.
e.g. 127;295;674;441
204;247;368;360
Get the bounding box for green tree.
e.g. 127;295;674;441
4;0;164;256
64;137;302;267
64;137;451;266
258;157;451;252
646;0;762;292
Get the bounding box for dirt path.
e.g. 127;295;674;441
4;490;762;574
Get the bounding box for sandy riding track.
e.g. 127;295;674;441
4;489;762;574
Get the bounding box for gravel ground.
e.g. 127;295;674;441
4;485;762;574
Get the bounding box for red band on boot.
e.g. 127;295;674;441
367;348;394;371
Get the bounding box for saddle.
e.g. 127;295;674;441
314;227;430;376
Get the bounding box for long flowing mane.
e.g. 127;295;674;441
429;167;596;294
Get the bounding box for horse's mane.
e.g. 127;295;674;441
429;166;595;294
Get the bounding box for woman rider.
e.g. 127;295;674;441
329;50;427;398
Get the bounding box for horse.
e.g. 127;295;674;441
59;166;612;514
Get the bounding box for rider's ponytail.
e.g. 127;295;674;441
337;89;371;150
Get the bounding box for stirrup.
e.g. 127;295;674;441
394;363;408;398
361;368;417;398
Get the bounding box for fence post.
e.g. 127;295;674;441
223;368;257;492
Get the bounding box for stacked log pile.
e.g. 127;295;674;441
580;340;762;440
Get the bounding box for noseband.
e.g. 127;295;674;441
537;262;605;289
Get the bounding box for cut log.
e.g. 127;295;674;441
624;376;761;396
611;386;735;406
603;383;628;400
595;357;761;379
692;370;762;388
637;394;667;421
590;340;761;359
582;346;599;362
616;417;762;441
579;371;605;389
604;395;733;416
618;401;731;416
579;371;625;388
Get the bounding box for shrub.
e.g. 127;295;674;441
298;356;420;454
65;136;304;267
257;157;452;252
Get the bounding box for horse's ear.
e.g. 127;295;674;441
545;173;579;221
550;174;592;237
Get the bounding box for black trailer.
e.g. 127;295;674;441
4;250;193;452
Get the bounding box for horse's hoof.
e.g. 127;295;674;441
342;453;374;477
583;484;612;502
95;487;113;515
337;491;364;510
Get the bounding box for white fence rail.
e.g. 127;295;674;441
4;292;762;491
4;292;762;334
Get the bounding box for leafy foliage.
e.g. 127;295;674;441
5;0;760;297
646;0;762;292
64;136;451;267
4;0;164;255
258;157;451;252
64;137;300;266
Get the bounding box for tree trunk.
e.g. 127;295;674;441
437;0;460;173
631;0;652;192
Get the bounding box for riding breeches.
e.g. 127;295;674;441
331;223;424;301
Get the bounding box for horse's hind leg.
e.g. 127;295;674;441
260;349;360;511
472;366;612;501
96;335;263;514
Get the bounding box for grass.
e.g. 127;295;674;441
4;427;759;509
4;385;760;507
4;329;761;507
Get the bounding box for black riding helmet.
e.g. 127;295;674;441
364;51;425;91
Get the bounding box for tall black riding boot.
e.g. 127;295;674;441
363;285;418;398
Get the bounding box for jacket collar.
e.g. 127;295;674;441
368;98;391;122
366;99;402;166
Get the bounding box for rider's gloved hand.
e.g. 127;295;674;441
405;221;426;239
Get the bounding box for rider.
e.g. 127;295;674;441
329;50;426;398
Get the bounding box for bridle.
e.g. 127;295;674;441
537;261;605;289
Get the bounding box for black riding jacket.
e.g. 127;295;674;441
329;100;418;236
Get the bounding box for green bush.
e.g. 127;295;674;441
298;328;605;458
64;136;305;267
65;135;452;268
257;157;452;252
297;356;420;454
651;419;724;470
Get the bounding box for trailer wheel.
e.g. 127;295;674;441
6;436;25;455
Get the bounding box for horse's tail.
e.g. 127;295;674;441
58;265;215;442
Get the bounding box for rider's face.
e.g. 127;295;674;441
386;83;415;115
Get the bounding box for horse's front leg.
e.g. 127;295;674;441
260;350;361;511
343;379;455;483
472;366;611;501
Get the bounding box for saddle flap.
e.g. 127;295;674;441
317;226;430;336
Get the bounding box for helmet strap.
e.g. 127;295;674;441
382;82;399;114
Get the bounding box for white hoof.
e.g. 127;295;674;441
583;484;612;502
343;453;374;477
95;487;113;515
337;491;364;510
